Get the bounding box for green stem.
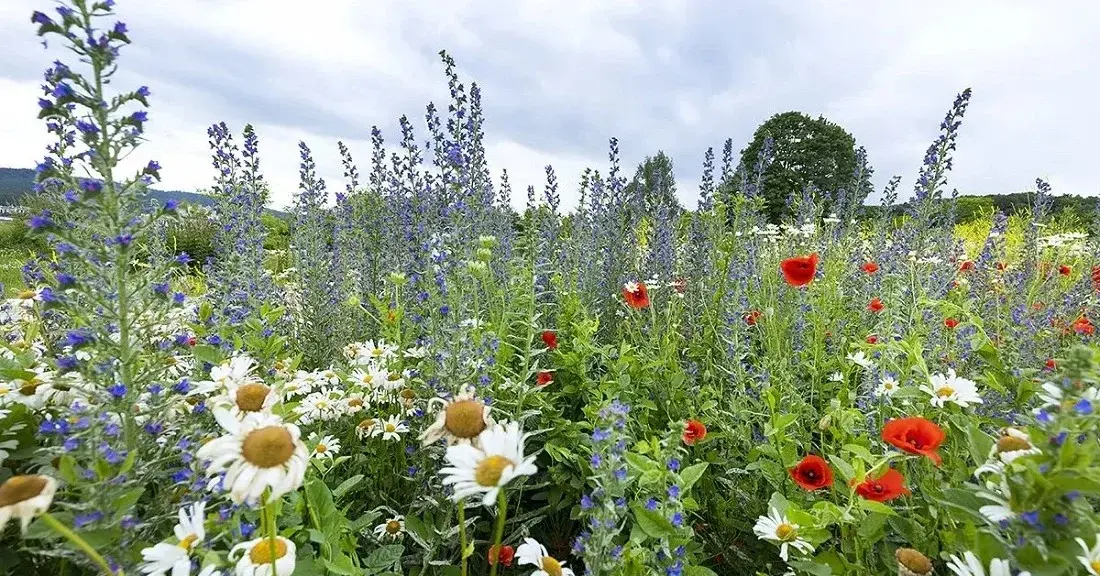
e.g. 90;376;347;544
457;500;468;576
39;513;118;575
264;498;279;576
488;491;509;576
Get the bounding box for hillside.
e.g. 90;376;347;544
0;167;215;208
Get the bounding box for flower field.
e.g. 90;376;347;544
3;2;1100;576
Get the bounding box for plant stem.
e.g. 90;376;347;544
39;512;118;575
488;490;509;576
457;499;468;576
264;497;279;576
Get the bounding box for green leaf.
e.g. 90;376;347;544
362;544;405;575
679;462;709;492
191;344;221;365
57;455;77;484
631;504;676;539
322;553;359;575
332;474;364;500
827;455;855;481
857;499;897;517
111;486;143;511
788;559;833;575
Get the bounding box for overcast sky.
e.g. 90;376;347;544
1;1;1097;211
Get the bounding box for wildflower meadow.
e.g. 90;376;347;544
4;2;1100;575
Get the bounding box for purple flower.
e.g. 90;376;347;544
31;11;53;25
667;458;680;472
76;120;99;135
112;22;128;34
1075;398;1093;415
107;383;126;399
74;512;104;528
27;212;54;231
645;498;659;511
136;86;150;97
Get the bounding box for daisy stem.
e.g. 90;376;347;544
39;512;118;575
457;500;468;576
264;497;279;576
488;491;508;576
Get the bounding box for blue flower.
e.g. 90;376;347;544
591;428;610;442
1020;511;1040;527
39;419;69;435
240;522;256;538
136;86;150;97
63;437;80;451
668;485;681;500
580;494;594;510
613;467;627;481
57;355;79;372
645;498;659;511
590;453;602;469
667;458;680;472
107;383;126;399
75;120;99;135
74;512;104;528
670;512;684;527
1075;398;1093;415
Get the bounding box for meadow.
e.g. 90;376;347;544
2;2;1100;576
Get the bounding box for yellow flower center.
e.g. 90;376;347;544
178;533;199;551
385;520;402;535
248;538;288;564
165;356;179;366
348;398;364;408
19;379;43;396
444;400;487;439
936;386;954;398
235;383;270;412
361;374;374;385
358;418;376;431
400;388;416;400
315;444;327;454
372;348;384;357
316;400;329;409
895;548;932;575
385;423;397;433
541;556;563;576
1092;560;1100;573
241;426;295;468
474;455;514;487
388;373;401;382
775;523;796;541
0;475;48;507
17;289;37;300
997;435;1031;453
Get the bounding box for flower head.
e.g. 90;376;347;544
438;421;538;506
853;468;909;502
753;507;814;561
681;419;706;445
195;413;308;504
882;417;945;465
419;389;495;447
516;537;575;576
622;281;650;309
0;474;57;532
789;455;833;491
230;536;296;576
780;253;818;287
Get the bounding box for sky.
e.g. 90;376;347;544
1;1;1097;211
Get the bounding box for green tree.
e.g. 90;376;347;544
624;150;682;215
739;111;858;222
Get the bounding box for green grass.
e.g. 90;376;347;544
0;249;23;297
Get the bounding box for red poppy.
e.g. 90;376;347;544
958;260;975;272
186;336;197;347
488;544;514;567
744;310;763;326
882;417;945;466
866;334;878;344
944;318;959;330
1058;265;1072;276
541;330;558;350
536;371;553;386
1045;358;1057;371
852;468;910;502
867;298;884;313
622;281;650;309
995;261;1007;271
780;253;819;287
1092;266;1100;291
862;262;879;274
789;455;834;491
1074;316;1095;336
682;419;707;445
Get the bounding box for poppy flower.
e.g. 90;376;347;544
1045;358;1056;371
488;544;514;567
744;310;763;326
1058;265;1072;276
541;330;558;350
622;281;650;309
866;334;878;344
1092;266;1100;291
861;262;879;274
1074;316;1095;336
780;253;819;287
852;468;910;502
882;417;945;466
789;455;833;491
536;371;553;386
867;298;884;313
682;419;707;445
944;318;959;330
958;260;975;272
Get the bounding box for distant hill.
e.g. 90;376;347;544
0;167;215;209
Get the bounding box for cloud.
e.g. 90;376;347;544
0;0;1097;211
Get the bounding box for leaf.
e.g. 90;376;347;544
362;544;405;575
111;486;143;511
679;462;709;492
332;474;364;500
191;344;220;365
631;503;676;539
322;553;359;575
684;566;719;576
788;559;833;575
857;499;897;517
827;455;855;481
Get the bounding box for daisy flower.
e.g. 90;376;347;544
847;351;873;369
138;501;206;576
1079;533;1100;575
439;421;538;506
896;548;934;576
373;516;405;541
419;390;495;447
828;372;844;383
230;536;296;576
195;413;308;505
296;390;343;425
516;537;575;576
752;507;814;561
363;339;397;362
209;355;260;389
212;382;278;420
403;346;428;359
381;369;409;392
311;435;341;460
0;474;57;532
356;417;379;440
987;428;1040;466
2;369;57;409
373;415;409;442
946;551;1029;576
921;369;983;408
349;367;386;392
875;374;901;397
342;394;368;414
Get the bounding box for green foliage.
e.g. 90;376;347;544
624;151;682;213
165;212;218;264
739;111;859;223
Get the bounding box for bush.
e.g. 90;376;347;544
165;215;218;265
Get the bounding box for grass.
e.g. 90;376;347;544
0;249;23;297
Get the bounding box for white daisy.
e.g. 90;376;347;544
419;390;494;447
976;490;1015;524
1079;533;1100;575
381;369;409;392
0;474;57;533
281;372;316;399
439;421;538;506
991;428;1040;464
317;368;341;387
946;551;1029;576
403;346;428;360
355;417;379;440
229;536;297;576
372;415;409;442
341;393;368;414
516;537;575;576
875;374;901;397
311;435;341;460
828;372;844;383
363;339;397;362
373;516;405;541
295;390;343;425
209;355;260;389
847;351;874;370
921;369;983;408
211;382;278;421
1;368;57;409
752;507;814;561
139;500;206;576
195;413;308;505
349;367;386;392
